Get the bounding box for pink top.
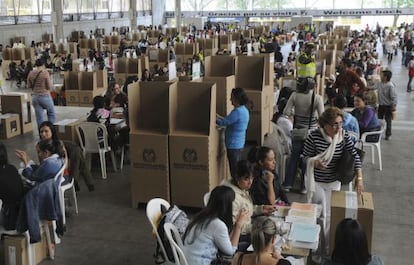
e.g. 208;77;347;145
27;69;52;95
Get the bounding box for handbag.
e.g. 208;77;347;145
291;90;315;141
211;252;233;265
335;140;365;184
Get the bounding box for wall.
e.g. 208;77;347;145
0;18;133;45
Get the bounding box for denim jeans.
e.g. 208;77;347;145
283;140;305;190
227;148;242;179
32;94;56;129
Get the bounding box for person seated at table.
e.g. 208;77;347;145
224;160;276;251
15;139;65;186
39;121;94;192
110;83;128;109
0;142;24;230
248;146;289;206
322;218;384;265
231;216;292;265
183;185;249;265
351;93;381;142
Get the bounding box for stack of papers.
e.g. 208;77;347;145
288;222;320;250
285;202;318;224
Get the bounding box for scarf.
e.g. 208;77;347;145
306;129;343;202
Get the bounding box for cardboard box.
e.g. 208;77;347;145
128;81;175;206
0;93;33;134
202;76;235;117
169;82;226;208
65;90;80;104
53;118;82;143
0;113;21;139
12;48;25;61
78;87;105;104
3;232;47;265
330;191;374;254
204;56;236;77
127;58;142;77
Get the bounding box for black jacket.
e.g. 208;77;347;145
250;166;289;205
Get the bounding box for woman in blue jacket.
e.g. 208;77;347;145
216;87;250;178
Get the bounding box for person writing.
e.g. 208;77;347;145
231;216;292;265
216;88;250;179
224;160;276;251
183;185;249;265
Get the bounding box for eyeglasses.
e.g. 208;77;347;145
330;122;343;129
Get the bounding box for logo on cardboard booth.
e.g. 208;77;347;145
183;148;197;163
142;149;156;163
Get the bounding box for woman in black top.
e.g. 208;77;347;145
248;146;289;206
0;142;24;230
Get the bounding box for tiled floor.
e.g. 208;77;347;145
1;42;414;265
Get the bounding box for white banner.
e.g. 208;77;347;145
165;8;414;18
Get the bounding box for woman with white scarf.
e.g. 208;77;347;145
302;107;363;254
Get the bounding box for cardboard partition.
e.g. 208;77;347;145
128;81;174;133
130;133;169;206
236;56;265;89
158;48;170;63
79;87;105;104
203;48;218;57
115;58;128;73
219;34;232;49
2;48;12;60
204;56;236;77
128;58;142;77
96;69;108;89
79;38;89;48
64;71;81;90
104;35;111;44
0;113;21;139
174;43;185;55
24;48;35;61
111;35;120;45
139;55;149;71
54;118;83;143
12;48;25;61
148;47;159;62
88;39;97;50
245;87;273;144
3;232;47;265
65;90;80;104
0;93;32;134
170;82;216;135
184;43;199;55
253;52;275;88
202;76;235;116
79;71;97;91
330;191;374;254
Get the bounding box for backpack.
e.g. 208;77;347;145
154;204;189;264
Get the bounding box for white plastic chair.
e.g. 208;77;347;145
164;223;189;265
203;192;210;207
60;177;78;225
360;120;386;171
76;122;117;179
146;198;174;265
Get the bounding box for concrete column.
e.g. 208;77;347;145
151;0;166;27
130;0;137;30
175;0;181;35
52;0;64;43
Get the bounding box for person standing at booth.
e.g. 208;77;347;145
296;42;316;79
27;58;56;130
216;88;250;179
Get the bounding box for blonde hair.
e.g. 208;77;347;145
251;216;277;264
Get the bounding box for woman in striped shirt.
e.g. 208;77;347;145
302;107;363;254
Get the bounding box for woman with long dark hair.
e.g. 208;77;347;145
183;185;248;265
39;121;94;191
323;218;384;265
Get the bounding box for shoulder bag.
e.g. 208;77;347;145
29;70;43;90
335;138;365;184
291;90;315;141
